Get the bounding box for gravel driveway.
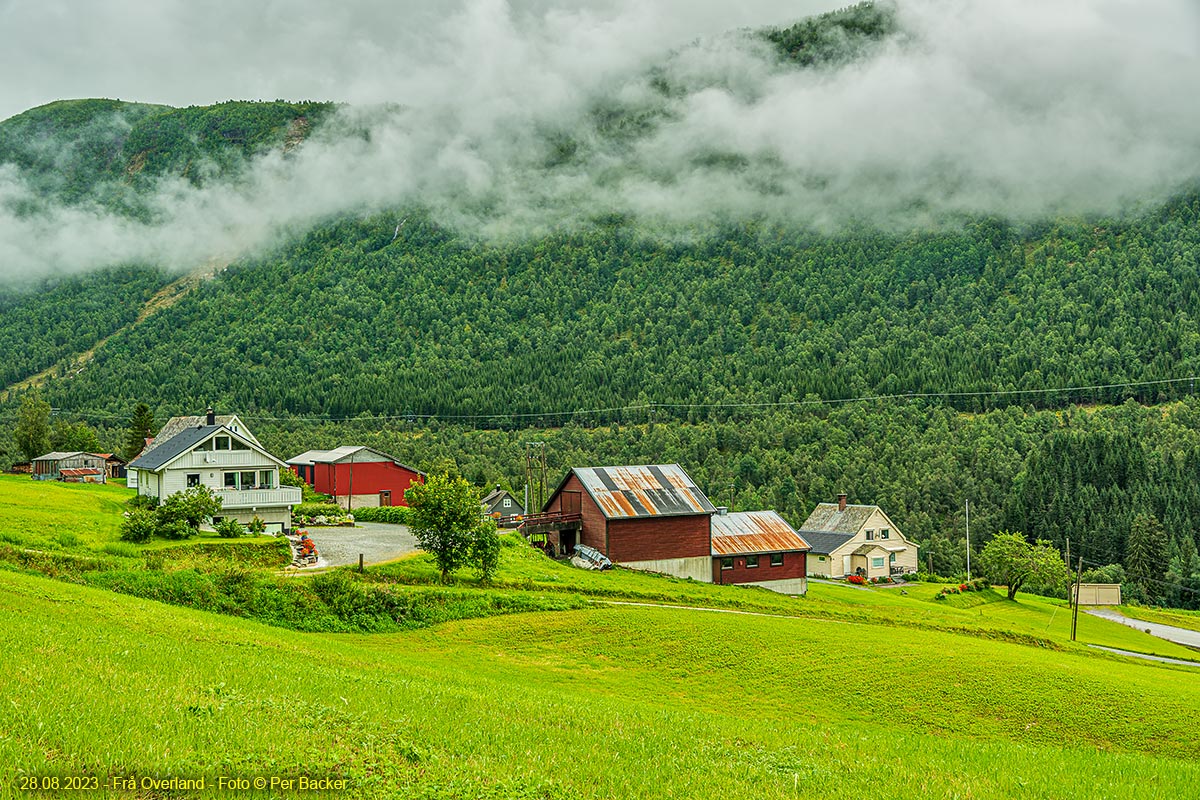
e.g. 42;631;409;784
301;522;421;568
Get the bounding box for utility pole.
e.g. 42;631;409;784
965;499;971;581
1071;556;1084;641
524;443;547;512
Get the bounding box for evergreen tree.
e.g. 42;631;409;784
14;393;51;461
50;419;100;453
1126;515;1168;605
124;402;155;460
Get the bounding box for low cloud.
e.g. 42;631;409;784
2;0;1199;281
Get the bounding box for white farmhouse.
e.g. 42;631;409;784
800;494;919;580
128;413;300;533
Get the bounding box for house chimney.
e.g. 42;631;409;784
206;407;215;426
837;493;847;512
715;506;728;516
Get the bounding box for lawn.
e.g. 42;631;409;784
2;568;1197;799
1117;604;1200;634
0;473;133;549
370;540;1200;662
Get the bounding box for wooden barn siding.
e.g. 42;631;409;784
547;474;607;552
713;551;807;584
606;515;711;563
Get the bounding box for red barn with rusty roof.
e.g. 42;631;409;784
711;509;810;595
539;464;716;581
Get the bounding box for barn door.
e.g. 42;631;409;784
563;491;582;516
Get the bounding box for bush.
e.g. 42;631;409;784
127;494;158;510
120;509;158;543
215;518;245;539
158;519;196;540
247;515;266;535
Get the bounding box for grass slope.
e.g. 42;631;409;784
3;568;1199;799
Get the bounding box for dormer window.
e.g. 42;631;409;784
866;530;874;541
216;436;231;450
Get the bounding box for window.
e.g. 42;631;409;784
215;436;231;450
241;471;256;489
745;555;759;568
720;557;733;570
192;442;211;452
865;530;874;540
186;473;200;488
871;557;885;568
231;438;250;451
881;529;890;540
503;498;512;508
224;472;238;488
889;552;896;563
260;470;274;489
770;553;784;567
818;556;826;562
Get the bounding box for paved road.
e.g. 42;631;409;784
301;522;421;568
1088;645;1200;667
1085;607;1200;649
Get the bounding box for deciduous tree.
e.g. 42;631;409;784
979;531;1069;601
405;472;498;583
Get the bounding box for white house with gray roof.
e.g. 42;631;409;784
128;413;300;533
800;494;918;580
128;408;259;490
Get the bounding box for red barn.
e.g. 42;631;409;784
537;464;716;581
710;510;810;595
287;446;424;509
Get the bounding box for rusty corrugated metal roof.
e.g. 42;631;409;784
711;510;811;556
572;464;716;519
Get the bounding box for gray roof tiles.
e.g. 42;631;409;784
129;425;223;471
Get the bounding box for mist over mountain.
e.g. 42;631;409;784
1;0;1199;283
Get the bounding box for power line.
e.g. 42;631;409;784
7;374;1197;427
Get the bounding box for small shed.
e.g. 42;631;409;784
1073;583;1122;606
31;452;107;483
91;453;128;479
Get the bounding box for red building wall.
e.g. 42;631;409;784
311;461;422;506
712;551;807;585
607;515;711;563
546;474;607;551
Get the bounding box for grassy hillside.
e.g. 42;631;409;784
3;568;1199;799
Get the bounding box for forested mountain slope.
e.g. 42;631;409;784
1;3;1200;606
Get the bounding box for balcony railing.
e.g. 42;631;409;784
216;486;302;510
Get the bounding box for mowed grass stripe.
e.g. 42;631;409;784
3;570;1198;800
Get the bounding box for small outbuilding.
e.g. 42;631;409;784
1072;583;1122;606
31;452;107;483
711;509;810;595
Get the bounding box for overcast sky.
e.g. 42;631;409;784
0;0;841;122
2;0;1200;282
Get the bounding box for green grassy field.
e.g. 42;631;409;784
0;473;133;549
371;543;1200;661
1117;604;1200;633
3;568;1198;799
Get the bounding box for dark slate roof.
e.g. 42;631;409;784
129;425;222;471
566;464;716;520
801;503;878;534
140;414;254;460
482;489;523;513
798;529;856;555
